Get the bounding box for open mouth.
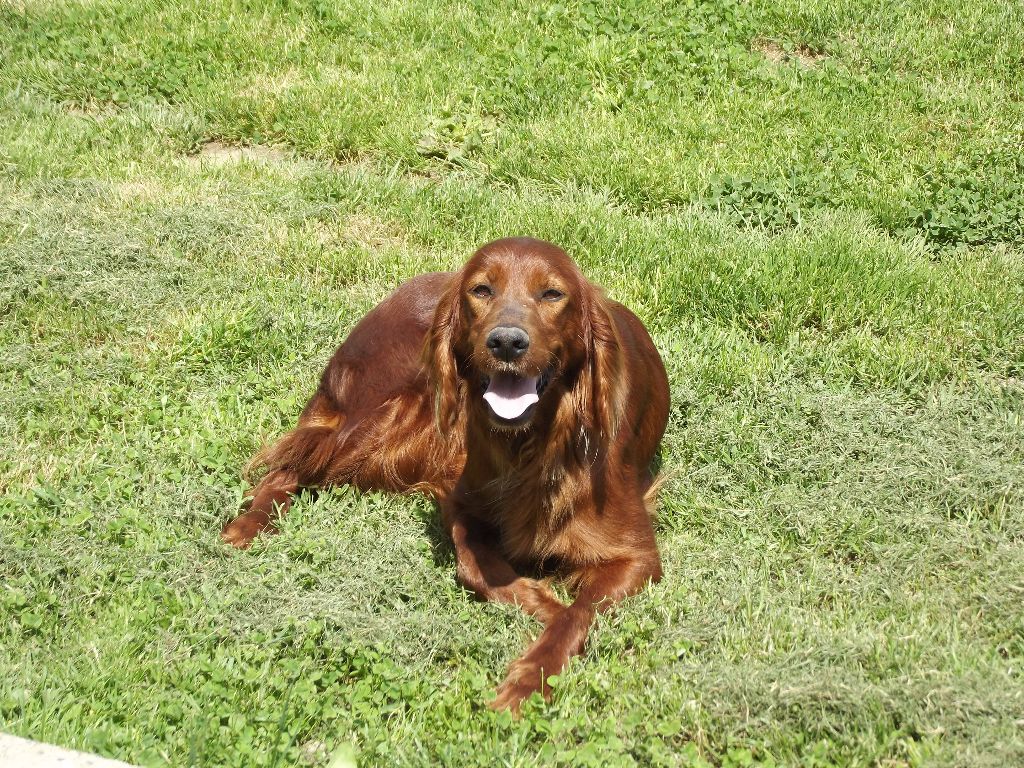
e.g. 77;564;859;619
481;370;551;424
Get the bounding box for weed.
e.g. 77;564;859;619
903;137;1024;252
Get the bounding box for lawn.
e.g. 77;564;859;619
1;0;1022;765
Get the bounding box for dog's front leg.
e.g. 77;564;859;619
221;468;299;548
490;551;661;713
444;503;566;626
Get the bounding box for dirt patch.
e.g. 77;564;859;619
191;140;291;166
753;39;826;67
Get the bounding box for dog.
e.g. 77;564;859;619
222;237;669;711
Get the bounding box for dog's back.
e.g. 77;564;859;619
223;272;463;547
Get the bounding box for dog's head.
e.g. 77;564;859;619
426;237;622;437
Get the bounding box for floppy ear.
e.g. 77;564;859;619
578;285;626;444
423;280;465;431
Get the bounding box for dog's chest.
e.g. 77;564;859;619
481;473;599;564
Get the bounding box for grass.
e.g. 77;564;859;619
1;0;1022;765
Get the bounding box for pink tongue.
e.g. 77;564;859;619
483;374;539;420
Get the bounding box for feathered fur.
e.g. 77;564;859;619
222;238;670;713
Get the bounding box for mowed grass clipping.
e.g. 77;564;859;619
1;0;1022;766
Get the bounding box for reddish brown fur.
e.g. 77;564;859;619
222;237;670;712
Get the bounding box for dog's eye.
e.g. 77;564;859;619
470;284;493;299
541;289;565;302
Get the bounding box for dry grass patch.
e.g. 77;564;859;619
753;39;827;67
190;140;292;167
64;102;117;120
238;68;306;98
113;179;168;204
339;212;411;251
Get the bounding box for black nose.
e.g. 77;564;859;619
486;326;530;361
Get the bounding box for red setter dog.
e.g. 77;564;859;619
222;237;669;711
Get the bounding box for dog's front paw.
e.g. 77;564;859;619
489;674;543;714
489;657;554;714
220;510;272;548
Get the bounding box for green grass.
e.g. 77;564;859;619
1;0;1022;765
